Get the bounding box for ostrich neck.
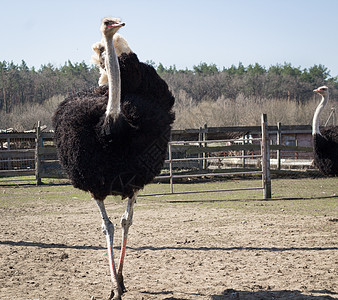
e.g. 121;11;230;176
104;34;121;120
312;94;328;135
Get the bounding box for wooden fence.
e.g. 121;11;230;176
139;114;271;199
1;116;315;199
0;122;63;182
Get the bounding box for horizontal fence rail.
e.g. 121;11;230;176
140;114;271;198
1;117;318;199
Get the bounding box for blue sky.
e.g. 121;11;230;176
1;0;338;77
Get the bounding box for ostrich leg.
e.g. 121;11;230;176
95;199;122;300
116;191;138;293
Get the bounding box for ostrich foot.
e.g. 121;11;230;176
117;273;126;293
108;287;123;300
108;289;116;300
108;275;126;300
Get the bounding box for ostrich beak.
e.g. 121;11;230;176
108;22;125;28
313;88;319;93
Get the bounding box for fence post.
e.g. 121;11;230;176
7;137;12;170
168;142;173;194
198;127;203;170
35;121;42;185
277;122;281;170
261;114;271;199
242;134;246;169
202;123;207;170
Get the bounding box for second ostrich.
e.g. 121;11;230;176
91;33;132;86
312;86;338;176
53;17;175;299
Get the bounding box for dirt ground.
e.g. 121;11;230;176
0;187;337;300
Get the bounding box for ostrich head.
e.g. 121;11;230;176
100;17;125;38
313;86;329;97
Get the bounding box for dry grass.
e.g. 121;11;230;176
173;91;336;129
0;95;64;131
1;91;336;132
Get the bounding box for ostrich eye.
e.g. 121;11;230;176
105;21;116;27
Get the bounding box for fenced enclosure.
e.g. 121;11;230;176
0;123;61;182
0;132;36;178
0;115;317;199
141;114;271;198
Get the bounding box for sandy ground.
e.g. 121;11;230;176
0;192;337;300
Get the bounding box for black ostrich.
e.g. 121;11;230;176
312;86;338;176
53;17;175;300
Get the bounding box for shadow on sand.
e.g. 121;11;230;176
2;240;338;253
141;288;337;300
0;240;105;250
210;288;337;300
166;194;338;204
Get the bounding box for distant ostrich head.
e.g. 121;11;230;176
313;86;329;97
91;41;105;68
100;17;125;38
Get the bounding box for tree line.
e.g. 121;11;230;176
157;62;338;102
1;59;337;115
0;60;98;113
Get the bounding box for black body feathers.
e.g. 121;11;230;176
53;53;175;199
313;126;338;176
